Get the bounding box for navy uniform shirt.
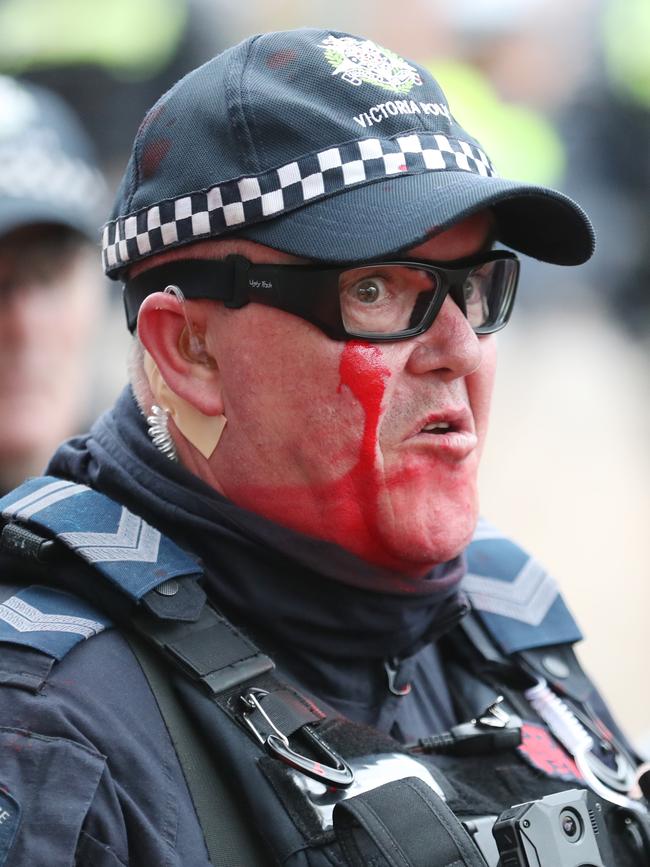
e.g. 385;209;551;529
0;622;212;866
0;390;468;864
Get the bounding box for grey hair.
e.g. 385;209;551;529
128;335;151;416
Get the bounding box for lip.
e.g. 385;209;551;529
404;406;478;460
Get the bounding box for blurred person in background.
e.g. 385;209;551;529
0;76;105;495
0;29;648;866
560;0;650;338
0;0;228;180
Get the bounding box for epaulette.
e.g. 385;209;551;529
0;584;110;661
462;517;583;656
0;476;204;663
459;519;598;754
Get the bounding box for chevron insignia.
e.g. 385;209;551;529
60;509;161;564
0;586;110;660
462;557;559;627
0;595;104;638
463;518;582;654
2;478;162;564
0;476;202;601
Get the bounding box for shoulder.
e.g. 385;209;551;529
460;518;638;762
0;583;208;867
462;517;583;655
0;476;210;864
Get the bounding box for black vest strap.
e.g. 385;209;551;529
133;602;275;693
333;777;486;867
133;600;353;788
125;631;270;867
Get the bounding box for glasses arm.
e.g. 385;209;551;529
123;257;256;332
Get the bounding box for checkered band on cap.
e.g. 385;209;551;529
102;131;496;273
0;144;102;210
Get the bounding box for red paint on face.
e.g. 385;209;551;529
338;341;387;474
336;341;391;559
203;216;496;575
222;340;411;570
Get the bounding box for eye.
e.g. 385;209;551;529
352;277;387;304
462;275;480;303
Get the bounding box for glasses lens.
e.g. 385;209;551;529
338;264;440;336
464;258;518;333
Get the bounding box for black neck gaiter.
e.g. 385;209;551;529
48;388;466;720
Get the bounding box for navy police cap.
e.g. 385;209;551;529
0;76;103;241
103;28;594;277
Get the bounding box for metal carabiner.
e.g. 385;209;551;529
266;726;355;789
240;689;289;747
240;689;355;789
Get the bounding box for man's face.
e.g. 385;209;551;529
201;213;498;574
0;225;101;488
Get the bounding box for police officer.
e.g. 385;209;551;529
0;29;647;867
0;76;105;496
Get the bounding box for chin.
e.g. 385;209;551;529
378;487;479;573
387;530;473;575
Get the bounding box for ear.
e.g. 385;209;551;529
137;292;223;416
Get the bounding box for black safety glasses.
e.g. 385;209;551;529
124;251;519;341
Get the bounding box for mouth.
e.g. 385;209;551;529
420;420;455;435
406;408;478;459
416;407;473;437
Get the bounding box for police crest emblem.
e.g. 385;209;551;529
319;35;423;94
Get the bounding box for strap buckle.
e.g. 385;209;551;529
240;689;354;789
224;255;251;308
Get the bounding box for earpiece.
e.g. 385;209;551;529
164;284;214;366
188;333;205;357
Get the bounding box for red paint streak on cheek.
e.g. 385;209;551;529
336;341;393;558
338;341;389;470
224;341;404;569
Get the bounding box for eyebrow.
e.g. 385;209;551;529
482;223;498;252
392;212;499;262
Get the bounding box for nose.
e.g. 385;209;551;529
405;295;482;380
0;283;49;348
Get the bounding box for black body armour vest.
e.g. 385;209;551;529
0;477;648;866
